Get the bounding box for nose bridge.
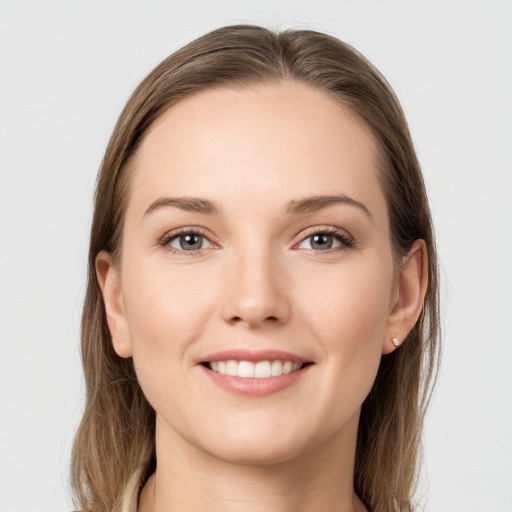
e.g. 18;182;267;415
222;237;290;327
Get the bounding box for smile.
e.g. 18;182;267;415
199;350;313;396
208;360;304;378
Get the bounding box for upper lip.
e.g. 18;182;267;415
199;349;312;364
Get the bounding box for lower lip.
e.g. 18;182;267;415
199;364;312;397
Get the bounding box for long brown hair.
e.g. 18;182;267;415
71;25;440;512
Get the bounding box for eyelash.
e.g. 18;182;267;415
295;226;354;253
159;227;214;257
158;226;354;256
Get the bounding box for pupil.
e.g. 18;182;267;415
180;234;202;250
312;234;332;250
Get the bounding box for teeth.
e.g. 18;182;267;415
208;360;304;378
254;361;271;378
271;360;282;376
226;360;238;376
238;361;255;378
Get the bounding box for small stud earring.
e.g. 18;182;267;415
392;337;400;347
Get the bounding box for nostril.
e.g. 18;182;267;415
232;315;279;322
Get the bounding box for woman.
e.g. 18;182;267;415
71;24;439;512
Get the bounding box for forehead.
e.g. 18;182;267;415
129;81;385;219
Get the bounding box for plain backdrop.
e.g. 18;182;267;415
1;1;511;511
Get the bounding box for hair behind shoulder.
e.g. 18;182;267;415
71;24;440;512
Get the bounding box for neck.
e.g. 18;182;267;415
138;413;367;512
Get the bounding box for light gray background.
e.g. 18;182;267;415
1;1;511;511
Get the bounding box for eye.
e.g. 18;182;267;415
168;233;212;251
159;229;215;254
296;228;353;252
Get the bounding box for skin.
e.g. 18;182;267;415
97;81;427;512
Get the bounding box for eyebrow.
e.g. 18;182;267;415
143;194;371;219
144;196;222;216
286;195;372;219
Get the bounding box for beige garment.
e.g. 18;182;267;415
121;466;143;512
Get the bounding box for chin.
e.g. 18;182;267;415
205;437;311;466
188;417;329;467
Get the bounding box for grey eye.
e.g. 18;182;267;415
299;233;342;251
170;233;211;251
311;234;333;250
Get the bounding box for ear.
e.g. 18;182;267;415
95;250;133;358
383;240;428;354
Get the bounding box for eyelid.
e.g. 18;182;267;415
158;226;219;254
293;226;355;251
158;225;354;255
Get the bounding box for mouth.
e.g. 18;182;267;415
198;350;313;396
202;359;311;378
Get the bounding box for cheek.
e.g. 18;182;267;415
300;258;393;340
119;259;222;418
121;259;220;365
296;256;394;394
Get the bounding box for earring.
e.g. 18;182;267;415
392;337;400;347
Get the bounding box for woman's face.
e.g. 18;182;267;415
102;81;404;464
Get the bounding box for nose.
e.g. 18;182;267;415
221;246;291;328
